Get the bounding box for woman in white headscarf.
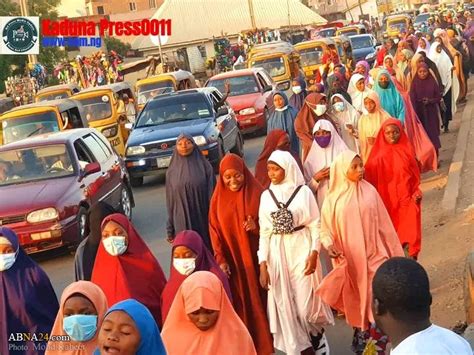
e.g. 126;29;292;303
330;94;360;153
347;73;372;115
258;151;334;355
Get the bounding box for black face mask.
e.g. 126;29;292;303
378;81;389;89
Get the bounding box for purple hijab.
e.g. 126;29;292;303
355;60;371;83
160;230;231;322
0;227;59;355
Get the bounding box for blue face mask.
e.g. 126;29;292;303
63;314;98;342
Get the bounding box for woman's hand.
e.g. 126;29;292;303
304;251;318;275
313;167;330;182
243;215;257;232
327;245;342;258
220;263;231;277
259;262;270;290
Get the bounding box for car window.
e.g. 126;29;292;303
83;134;108;163
91;132;112;158
208;76;260;97
76;95;113;122
350;36;374;50
74;139;95;164
260;71;274;86
256;74;267;90
2;111;60;145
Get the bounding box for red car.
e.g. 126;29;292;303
206;68;276;135
0;128;134;254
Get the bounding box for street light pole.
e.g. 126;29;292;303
247;0;256;29
19;0;37;65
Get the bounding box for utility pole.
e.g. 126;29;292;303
247;0;256;29
358;0;364;19
19;0;37;65
345;0;354;22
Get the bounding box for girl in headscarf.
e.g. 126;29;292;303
162;271;257;355
330;94;360;153
358;91;391;163
347;74;372;115
373;70;405;124
46;281;107;355
91;213;167;328
165;133;215;248
254;129;302;188
295;93;336;161
209;154;273;355
95;299;166;355
410;63;443;157
326;73;352;104
418;51;444;88
365;119;422;259
289;77;308;111
267;91;300;153
161;230;232;322
0;227;59;355
316;150;404;354
416;37;431;54
396;49;414;77
74;202;116;281
355;60;371;84
258;151;334;355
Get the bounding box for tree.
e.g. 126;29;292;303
104;37;132;57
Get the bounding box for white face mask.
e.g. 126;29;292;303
102;236;127;256
0;252;16;272
313;104;327;116
173;258;196;276
292;86;302;94
275;106;288;112
333;102;345;112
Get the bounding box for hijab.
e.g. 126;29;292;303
161;230;231;322
267;150;305;201
330;94;360;153
91;214;167;328
74;202;116;281
94;299;166;355
327;73;352;104
289;76;308;111
429;42;453;94
355;60;370;83
348;74;372;114
46;281;108;355
373;70;406;124
0;227;59;355
268;91;300;153
416;37;431;54
161;271;256;355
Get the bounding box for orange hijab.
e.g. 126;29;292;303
46;281;108;355
161;271;256;355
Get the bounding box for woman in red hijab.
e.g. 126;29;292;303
91;213;167;327
365;119;422;259
209;153;273;355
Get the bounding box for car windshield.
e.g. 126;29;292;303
318;29;336;37
137;80;175;105
37;92;69;102
299;46;323;66
0;144;74;186
388;19;407;30
251;57;286;78
414;13;430;23
340;28;358;36
136;93;212;128
75;95;113;122
208;76;259;97
350;36;373;50
2;111;60;145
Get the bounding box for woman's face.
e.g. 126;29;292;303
364;98;377;113
419;39;426;49
346;156;364;182
355;79;365;92
378;74;390;89
318;97;327;105
102;221;129;243
417;66;429;80
276;134;290;151
267;162;285;185
63;295;97;317
188;307;219;331
356;64;366;75
384;57;393;68
332;96;343;104
273;94;285;109
222;168;245;192
384;124;401;144
0;243;14;254
98;311;141;355
314;129;331;138
173;245;197;259
435;37;442;45
176;138;195;157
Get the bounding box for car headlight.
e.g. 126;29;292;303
27;208;58;224
277;81;290;91
193;135;207;146
365;52;376;60
126;146;146;156
239;107;256;115
102;125;118;138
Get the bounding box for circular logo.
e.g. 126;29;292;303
160;143;168;150
2;17;38;53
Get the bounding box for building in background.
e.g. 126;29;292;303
85;0;164;15
309;0;378;22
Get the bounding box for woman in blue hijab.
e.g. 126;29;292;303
0;227;59;355
289;76;307;111
94;299;166;355
267;91;300;153
373;69;406;124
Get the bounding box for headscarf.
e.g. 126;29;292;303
46;281;108;355
94;299;166;355
161;271;257;355
316;151;404;330
165;133;215;248
418;50;443;87
330;94;360;153
347;74;372;114
326;73;352;104
161;230;231;322
397;49;413;74
304;119;348;207
91;214;167;328
416;37;431;54
0;227;59;355
295;93;336;161
267;150;305;200
355;60;370;83
267;91;300;153
254;129;302;188
74;202;116;281
428;42;453;94
373;69;405;124
288;76;307;111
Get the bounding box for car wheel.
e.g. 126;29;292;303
77;206;88;241
258;108;269;136
121;185;133;220
230;131;244;157
130;176;143;188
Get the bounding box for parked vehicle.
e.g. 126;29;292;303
413;12;433;31
385;14;412;39
206;68;275;135
336;24;367;37
0;128;134;253
0;99;88;146
35;83;81;102
349;34;378;65
317;27;337;38
295;38;340;81
125;88;244;187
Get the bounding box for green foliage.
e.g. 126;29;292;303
104;37;132;57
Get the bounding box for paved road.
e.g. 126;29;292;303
34;133;354;354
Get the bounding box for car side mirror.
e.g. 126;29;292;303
80;162;100;180
125;122;133;130
217;106;229;117
263;84;273;92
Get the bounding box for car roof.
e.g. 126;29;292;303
79;82;133;94
208;68;264;80
5;98;82;113
349;34;373;39
0;128;95;151
36;83;80;95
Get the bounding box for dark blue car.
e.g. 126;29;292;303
124;88;244;187
349;34;378;65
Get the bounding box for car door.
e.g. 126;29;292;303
211;90;237;152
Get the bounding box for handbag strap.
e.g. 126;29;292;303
268;185;303;209
268;188;284;208
285;185;303;208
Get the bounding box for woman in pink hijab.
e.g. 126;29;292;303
316;150;403;353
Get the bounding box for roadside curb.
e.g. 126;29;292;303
441;97;474;215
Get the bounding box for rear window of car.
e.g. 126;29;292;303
208;76;259;97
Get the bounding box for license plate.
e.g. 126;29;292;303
157;156;172;168
243;119;252;124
